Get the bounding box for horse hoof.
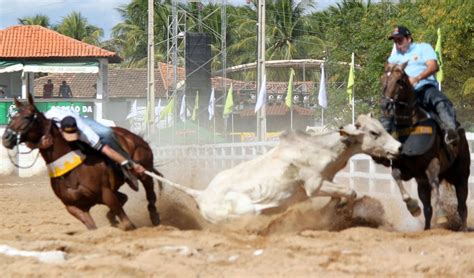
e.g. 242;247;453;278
405;199;421;217
150;213;161;226
106;212;119;227
119;222;136;231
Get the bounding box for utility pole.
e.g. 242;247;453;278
172;0;178;122
147;0;155;137
256;0;266;141
220;0;227;143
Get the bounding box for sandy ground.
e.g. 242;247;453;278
1;170;474;277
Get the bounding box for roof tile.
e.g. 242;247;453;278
0;25;119;61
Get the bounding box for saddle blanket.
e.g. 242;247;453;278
47;150;86;178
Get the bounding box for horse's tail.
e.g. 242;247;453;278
144;170;202;199
150;168;164;191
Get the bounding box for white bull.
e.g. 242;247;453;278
161;114;401;224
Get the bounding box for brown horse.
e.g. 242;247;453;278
378;63;470;230
2;94;162;230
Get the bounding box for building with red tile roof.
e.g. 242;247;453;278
0;25;120;62
0;25;121;119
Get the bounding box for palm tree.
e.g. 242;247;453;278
266;0;323;60
17;14;51;27
112;0;171;67
225;0;324;81
56;12;104;46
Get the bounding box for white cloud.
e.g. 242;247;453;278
0;0;130;38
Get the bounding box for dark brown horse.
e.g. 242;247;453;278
2;94;162;230
378;63;470;230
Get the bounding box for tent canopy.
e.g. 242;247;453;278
0;61;23;73
0;61;99;73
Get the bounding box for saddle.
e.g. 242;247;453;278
392;118;437;156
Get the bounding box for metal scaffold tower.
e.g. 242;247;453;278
166;8;187;99
165;0;228;133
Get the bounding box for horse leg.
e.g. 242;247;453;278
416;179;433;230
140;172;161;226
391;168;421;216
106;191;128;227
65;205;97;230
102;188;136;231
425;158;447;225
453;178;469;231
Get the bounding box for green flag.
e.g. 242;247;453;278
285;68;295;108
192;91;199;121
160;97;175;120
347;53;355;104
435;28;443;86
223;83;233;117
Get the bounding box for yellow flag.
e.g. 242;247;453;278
285;68;295;108
435;28;443;85
223;83;233;117
160;97;175;120
192;91;199;121
347;53;355;104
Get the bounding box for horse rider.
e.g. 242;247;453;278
44;107;145;190
382;25;459;147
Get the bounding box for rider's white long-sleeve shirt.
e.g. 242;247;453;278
44;107;101;150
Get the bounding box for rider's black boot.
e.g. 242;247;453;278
435;101;459;146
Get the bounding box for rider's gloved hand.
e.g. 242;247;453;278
121;160;145;175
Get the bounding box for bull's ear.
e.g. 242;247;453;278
14;97;23;109
339;124;362;137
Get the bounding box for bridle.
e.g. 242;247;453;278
381;70;416;125
4;110;52;168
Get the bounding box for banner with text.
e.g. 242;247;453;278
0;101;95;125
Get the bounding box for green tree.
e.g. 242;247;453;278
56;12;104;46
17;14;51;27
112;0;172;67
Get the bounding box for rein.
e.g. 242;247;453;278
6;113;54;169
381;73;417;126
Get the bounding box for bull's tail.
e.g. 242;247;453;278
144;170;202;199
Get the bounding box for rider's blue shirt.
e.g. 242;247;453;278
388;42;439;91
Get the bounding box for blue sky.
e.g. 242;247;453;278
0;0;337;39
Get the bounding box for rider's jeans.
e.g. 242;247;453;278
82;117;132;160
